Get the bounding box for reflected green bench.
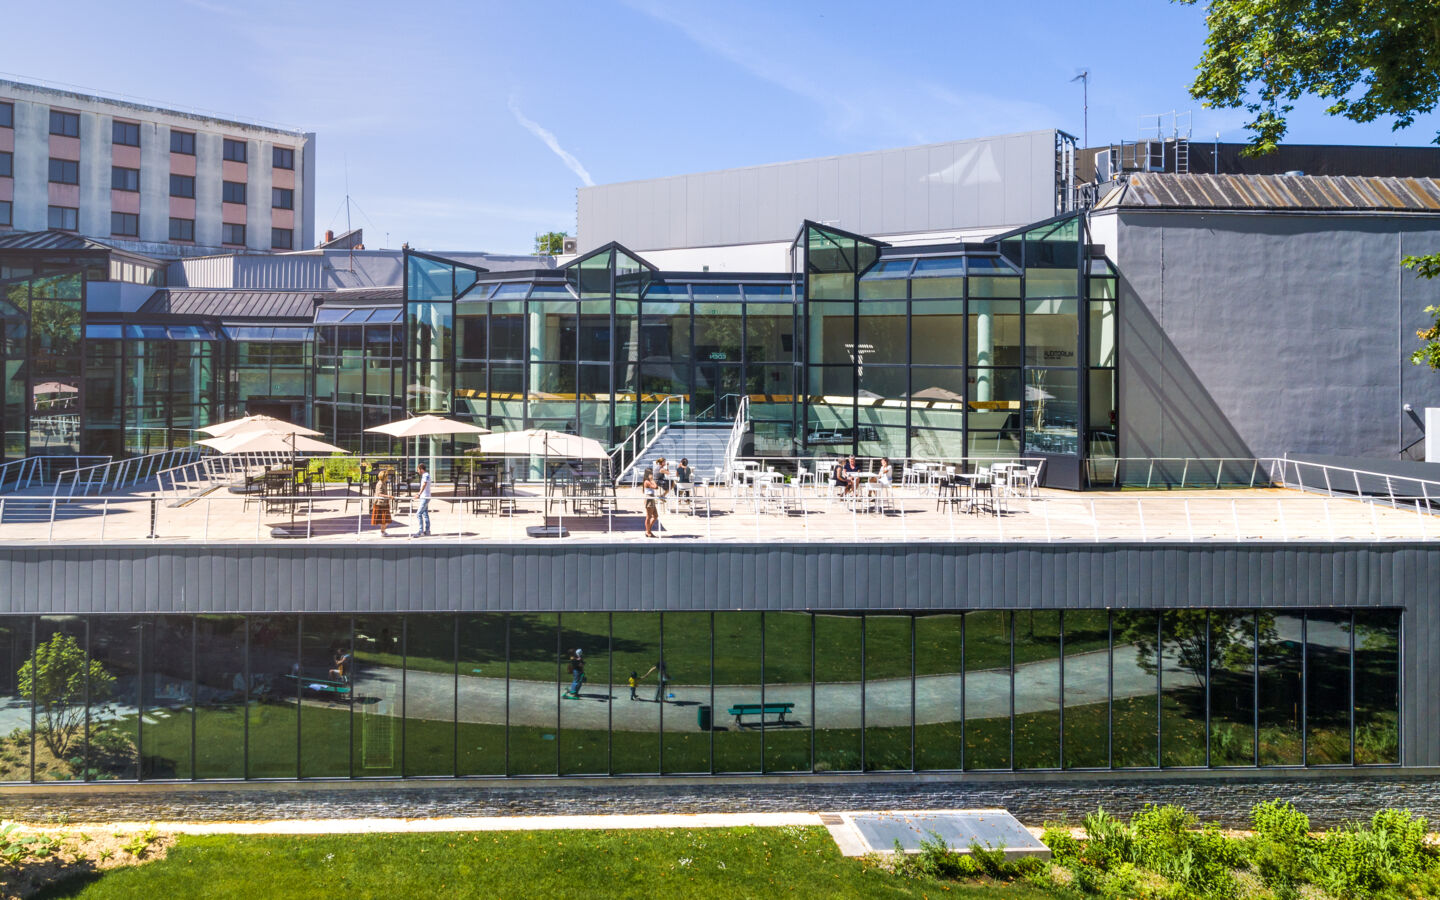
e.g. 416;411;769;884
281;673;351;701
727;702;795;727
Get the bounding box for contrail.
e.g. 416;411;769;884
508;96;594;187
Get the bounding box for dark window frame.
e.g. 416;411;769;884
112;120;141;147
47;205;79;231
0;200;11;226
222;138;247;163
222;223;246;246
49;110;80;138
111;166;140;192
169;174;196;199
0;102;13;129
271;187;293;210
0;150;10;178
110;211;139;237
170;130;196;155
48;158;79;185
273;146;294;169
271;227;294;250
222;181;247;205
169;217;195;241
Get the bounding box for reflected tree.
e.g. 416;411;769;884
1120;610;1278;686
19;633;113;759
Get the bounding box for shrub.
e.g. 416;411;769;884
1042;826;1082;863
1247;799;1314;895
1082;806;1135;869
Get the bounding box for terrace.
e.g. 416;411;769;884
0;455;1433;545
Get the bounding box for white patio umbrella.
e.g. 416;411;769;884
199;414;322;439
473;428;610;487
197;430;347;455
364;414;490;439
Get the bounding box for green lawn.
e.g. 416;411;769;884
38;828;1055;900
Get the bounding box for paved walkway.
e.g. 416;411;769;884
43;811;826;835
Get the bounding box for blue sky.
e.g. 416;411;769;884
6;0;1438;253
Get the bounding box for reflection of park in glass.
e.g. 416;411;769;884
713;612;761;774
1063;610;1109;768
1306;611;1353;766
661;612;709;774
1013;611;1060;769
813;614;862;773
864;615;911;771
404;614;455;777
1259;614;1304;766
965;611;1010;769
1353;610;1400;765
914;614;962;771
1209;612;1258;766
559;612;609;776
507;613;558;776
1111;611;1158;767
764;612;811;773
457;614;506;775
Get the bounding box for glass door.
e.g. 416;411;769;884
693;363;743;421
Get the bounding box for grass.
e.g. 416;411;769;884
36;827;1055;900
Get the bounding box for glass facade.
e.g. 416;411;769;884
0;608;1397;782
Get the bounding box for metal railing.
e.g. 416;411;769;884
609;395;687;484
1084;457;1275;489
721;395;750;480
53;448;200;498
0;456;112;493
1271;457;1440;508
0;481;1434;545
157;451;293;500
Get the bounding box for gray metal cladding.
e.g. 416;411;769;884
0;542;1434;614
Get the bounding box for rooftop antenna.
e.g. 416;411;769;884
1070;70;1089;147
344;155;353;273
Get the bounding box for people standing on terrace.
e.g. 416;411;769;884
643;467;661;538
371;468;394;537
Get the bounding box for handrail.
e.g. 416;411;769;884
609;395;687;484
1271;456;1440;508
0;455;111;493
54;448;201;498
721;395;750;480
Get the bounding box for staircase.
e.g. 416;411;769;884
616;422;732;485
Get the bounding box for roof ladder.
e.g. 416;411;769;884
1174;136;1190;174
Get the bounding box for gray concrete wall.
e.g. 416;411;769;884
576;131;1058;252
1106;210;1440;460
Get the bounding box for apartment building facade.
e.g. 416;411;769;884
0;80;315;258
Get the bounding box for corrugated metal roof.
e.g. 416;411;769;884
0;230;119;252
140;289;317;319
320;287;403;304
1093;173;1440;212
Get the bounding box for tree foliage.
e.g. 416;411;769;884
534;231;569;256
1406;256;1440;369
1117;611;1278;685
1178;0;1440;154
18;632;114;760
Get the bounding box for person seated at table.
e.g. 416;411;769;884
674;458;693;496
833;458;854;496
654;457;671;497
877;457;893;488
843;455;860;493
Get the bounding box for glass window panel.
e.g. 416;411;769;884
1089;301;1116;368
1025;298;1079;367
1352;610;1399;765
1208;612;1256;766
86;617;139;781
1112;611;1159;768
405;614;455;777
640;301;690;366
456;308;487;360
611;613;660;775
660;612;709;774
859;261;909;300
693;303;742;362
1305;611;1352;766
1088;369;1118;460
808;302;855;367
1025;268;1078;298
559;613;609;776
968;275;1021;299
713;612;761;774
1013;611;1061;769
32;617;87;782
508;613;558;776
909;368;966;431
1160;611;1208;767
742;284;792;302
247;615;298;779
968;300;1020;367
745;304;794;362
856;425;907;460
763;612;811;773
139;616;193;780
814;613;862;773
457;614;507;776
577;310;613;362
490;283;528;300
194;615;245;779
299;615;352;778
1025;368;1078;456
408;302;453;361
911;300;963;366
968;367;1021;436
863;615;911;771
1089;276;1116;300
576;251;611;299
1063;610;1110;768
914;614;963;771
0;619;32;783
406;256;453;302
965;612;1010;770
910;261;964;300
489;301;526;360
1258;613;1303;766
857;302;906;365
691;284;741;302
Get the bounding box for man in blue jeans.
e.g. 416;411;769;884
412;463;432;537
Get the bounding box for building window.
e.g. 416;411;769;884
271;227;293;250
171;130;196;154
222;223;246;245
48;158;79;185
272;187;293;210
222;139;247;163
0;103;12;129
112;120;140;147
0;200;10;226
111;212;139;237
273;146;294;169
169;217;195;241
222;181;247;204
0;151;10;178
48;206;78;231
169;174;195;198
111;167;140;192
49;110;80;138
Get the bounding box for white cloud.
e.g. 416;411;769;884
508;96;594;187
